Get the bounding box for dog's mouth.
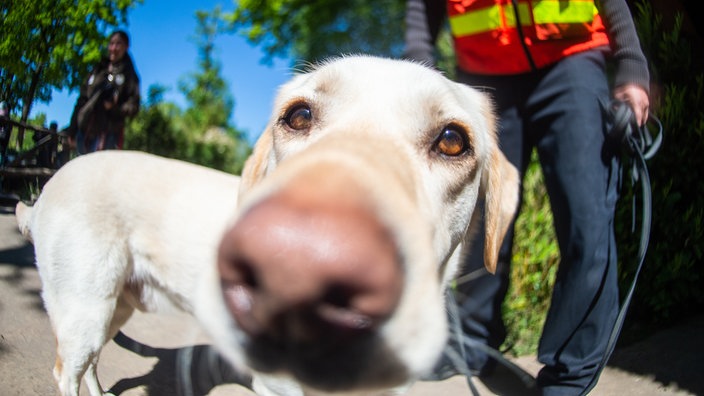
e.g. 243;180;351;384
240;319;409;391
218;260;410;390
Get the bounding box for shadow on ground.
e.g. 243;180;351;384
0;242;36;270
474;314;704;396
107;332;252;396
607;315;704;395
0;241;43;310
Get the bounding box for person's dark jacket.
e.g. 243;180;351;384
69;54;140;138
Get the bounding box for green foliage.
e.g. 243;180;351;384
124;11;251;175
435;27;458;79
180;10;235;130
124;86;182;157
503;152;559;356
223;0;406;63
125;85;250;175
0;0;141;121
614;2;704;323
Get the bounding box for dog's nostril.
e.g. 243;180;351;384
237;259;259;289
322;286;354;309
317;303;374;331
218;254;265;335
220;254;259;289
316;287;374;330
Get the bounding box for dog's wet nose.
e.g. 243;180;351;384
218;176;403;342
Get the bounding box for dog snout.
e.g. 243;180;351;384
218;171;403;345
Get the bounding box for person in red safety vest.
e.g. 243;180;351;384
404;0;650;394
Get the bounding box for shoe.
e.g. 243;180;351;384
473;358;539;395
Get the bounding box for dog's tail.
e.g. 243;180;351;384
15;201;33;243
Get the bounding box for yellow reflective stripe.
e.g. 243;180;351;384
449;6;504;37
449;1;596;37
449;3;532;36
514;3;533;26
532;0;597;24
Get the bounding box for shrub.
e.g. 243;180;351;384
503;152;559;356
615;2;704;324
124;100;251;175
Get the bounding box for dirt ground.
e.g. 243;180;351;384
1;209;702;395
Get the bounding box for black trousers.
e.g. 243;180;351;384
455;50;620;395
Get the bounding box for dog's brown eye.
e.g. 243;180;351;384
284;104;313;131
434;126;469;157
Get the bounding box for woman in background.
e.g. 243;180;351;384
69;30;140;154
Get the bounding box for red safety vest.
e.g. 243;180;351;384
448;0;610;75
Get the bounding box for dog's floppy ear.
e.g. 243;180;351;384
482;146;519;273
239;126;273;198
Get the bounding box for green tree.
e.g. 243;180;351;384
0;0;142;126
124;84;183;156
125;9;250;175
223;0;460;78
180;9;235;131
223;0;407;64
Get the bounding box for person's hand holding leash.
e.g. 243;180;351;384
613;83;649;126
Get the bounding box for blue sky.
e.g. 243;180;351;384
32;0;292;144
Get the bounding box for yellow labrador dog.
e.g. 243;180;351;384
17;55;518;396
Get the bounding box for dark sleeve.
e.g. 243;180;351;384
67;70;93;134
120;75;140;118
403;0;446;65
598;0;650;93
67;96;84;135
119;56;140;118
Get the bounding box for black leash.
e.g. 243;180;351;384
440;289;537;396
579;101;663;395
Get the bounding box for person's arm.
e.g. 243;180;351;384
120;75;140;118
403;0;446;65
67;71;93;135
599;0;650;125
112;55;140;119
